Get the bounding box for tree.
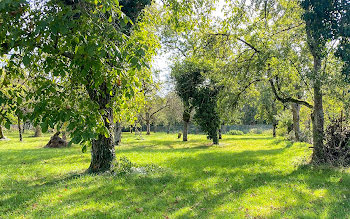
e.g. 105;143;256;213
193;83;221;144
0;0;157;173
301;0;349;163
171;59;207;141
156;91;183;134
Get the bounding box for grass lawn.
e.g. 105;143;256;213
0;131;349;218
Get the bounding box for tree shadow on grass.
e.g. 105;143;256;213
1;137;349;218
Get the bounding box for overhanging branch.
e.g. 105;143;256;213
269;79;313;108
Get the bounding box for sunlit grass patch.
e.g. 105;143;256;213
0;131;349;218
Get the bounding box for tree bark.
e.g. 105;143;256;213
183;108;191;142
34;125;42;137
18;116;22;142
146;121;151;135
88;107;115;173
167;125;170;134
114;122;122;145
183;120;188;141
219;126;222;139
292;103;301;141
273;122;277;138
0;125;4;139
146;112;150;135
213;133;219;144
86;81;115;173
312;55;325;163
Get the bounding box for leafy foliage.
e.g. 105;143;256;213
0;0;157;146
227;130;244;135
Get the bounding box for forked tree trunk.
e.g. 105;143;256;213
18;116;22;142
114;122;122;145
292;103;301;141
312;55;325;163
0;125;4;139
34;125;42;137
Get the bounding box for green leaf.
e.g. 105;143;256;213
41;121;48;133
82;144;87;153
17;96;22;105
23;55;30;67
71;135;82;144
5;121;11;130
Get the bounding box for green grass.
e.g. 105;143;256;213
0;132;349;218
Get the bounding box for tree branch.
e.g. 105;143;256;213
150;101;169;118
269;79;313;108
237;38;260;53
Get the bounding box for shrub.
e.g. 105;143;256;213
323;118;350;166
227;130;244;135
249;128;263;134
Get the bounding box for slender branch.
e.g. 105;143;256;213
207;33;261;53
270;23;305;36
150;101;169;118
237;38;260;53
269;79;313;108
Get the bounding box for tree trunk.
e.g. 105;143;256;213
34;125;42;137
273;122;277;138
219;127;222;139
88;107;115;173
114;122;122;145
18;116;22;142
183;108;191;142
312;55;325;163
62;131;67;141
22;120;25;134
183;121;189;141
146;112;150;135
292;103;301;141
0;125;4;139
86;81;115;173
167;125;170;134
213;133;219;145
